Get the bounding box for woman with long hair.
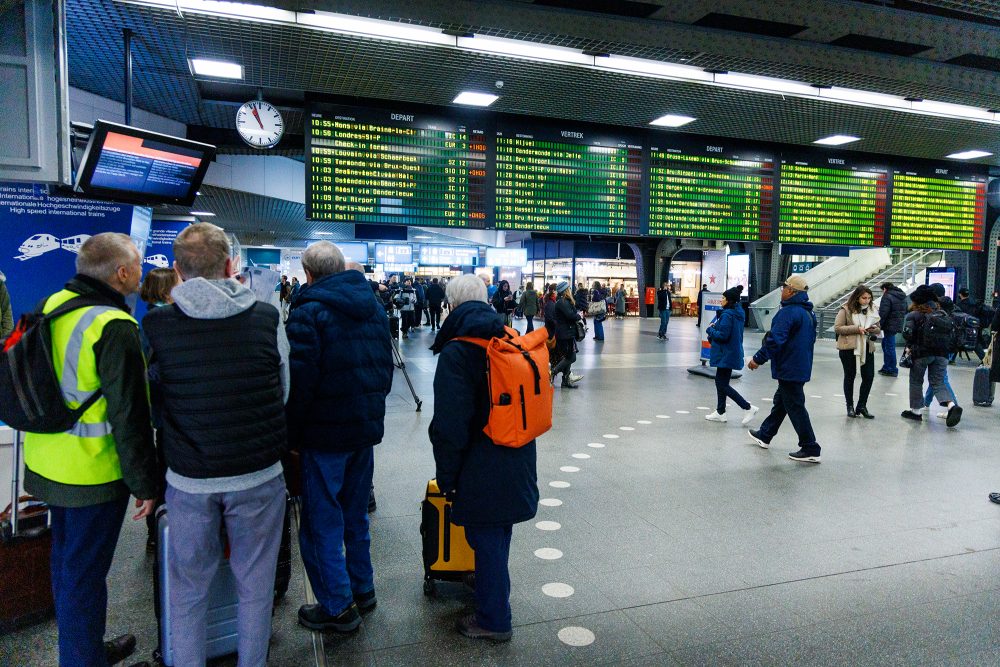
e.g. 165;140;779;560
834;285;881;418
551;282;582;388
590;281;607;341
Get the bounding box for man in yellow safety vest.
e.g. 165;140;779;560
23;232;159;667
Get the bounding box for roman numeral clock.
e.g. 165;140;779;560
236;100;284;148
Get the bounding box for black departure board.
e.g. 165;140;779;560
647;138;775;241
494;123;643;235
889;168;987;251
306;105;489;228
778;155;888;246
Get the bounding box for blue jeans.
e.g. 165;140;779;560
50;496;128;667
657;310;670;337
593;316;605;340
756;380;819;454
299;447;375;616
880;335;898;373
923;366;957;407
524;314;534;333
464;524;513;633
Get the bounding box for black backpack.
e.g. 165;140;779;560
0;296;107;433
920;310;956;355
951;312;980;351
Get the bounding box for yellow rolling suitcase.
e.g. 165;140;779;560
420;479;475;596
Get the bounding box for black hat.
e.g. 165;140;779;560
722;285;744;304
910;284;936;305
958;287;969;297
929;283;946;298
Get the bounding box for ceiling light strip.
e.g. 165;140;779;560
114;0;1000;127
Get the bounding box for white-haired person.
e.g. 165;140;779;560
428;274;539;642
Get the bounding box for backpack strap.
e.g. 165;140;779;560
41;295;116;413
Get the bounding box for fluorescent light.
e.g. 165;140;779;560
190;58;242;79
189;210;216;216
297;11;454;45
713;72;816;96
314;232;333;236
413;235;432;239
820;88;903;108
596;55;712;82
650;114;696;128
455;35;592;65
911;100;995;121
814;135;861;146
453;91;498;107
946;150;993;160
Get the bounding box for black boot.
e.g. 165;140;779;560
104;634;137;665
846;404;856;418
856;406;874;419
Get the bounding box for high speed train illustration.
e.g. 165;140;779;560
15;233;93;261
144;254;170;268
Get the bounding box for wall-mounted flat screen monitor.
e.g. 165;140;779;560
374;243;413;265
419;245;479;266
74;120;215;207
486;247;528;267
333;241;369;264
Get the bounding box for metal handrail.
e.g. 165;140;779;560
817;249;940;314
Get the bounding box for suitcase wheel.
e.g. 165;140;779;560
423;578;436;597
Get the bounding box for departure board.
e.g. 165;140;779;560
306;105;489;228
647;138;775;241
778;155;888;246
888;168;987;251
494;123;643;235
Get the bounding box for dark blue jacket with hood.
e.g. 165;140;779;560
752;291;816;382
285;271;393;452
707;304;746;370
429;301;539;527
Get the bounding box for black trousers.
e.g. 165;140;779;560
429;305;442;329
839;348;874;409
401;311;414;333
714;368;751;413
757;380;819;453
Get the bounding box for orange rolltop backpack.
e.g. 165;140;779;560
452;326;553;447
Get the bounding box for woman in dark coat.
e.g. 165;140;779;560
590;281;607;341
429;274;538;642
491;279;515;327
704;285;758;425
551;281;582;388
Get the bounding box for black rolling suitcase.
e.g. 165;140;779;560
973;365;994;407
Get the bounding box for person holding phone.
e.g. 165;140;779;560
834;286;881;419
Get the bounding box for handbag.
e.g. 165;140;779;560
984;332;996;368
574;320;587;342
587;300;606;317
899;347;913;369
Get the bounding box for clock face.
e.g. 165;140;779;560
236;100;284;148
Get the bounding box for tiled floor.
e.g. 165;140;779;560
3;315;999;666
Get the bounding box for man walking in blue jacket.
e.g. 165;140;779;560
747;275;821;463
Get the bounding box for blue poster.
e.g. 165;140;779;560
0;182;151;318
133;219;189;322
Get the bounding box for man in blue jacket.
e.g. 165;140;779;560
747;275;821;463
285;241;394;632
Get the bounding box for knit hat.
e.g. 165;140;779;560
555;281;570;296
910;284;936;305
722;284;744;304
929;283;946;298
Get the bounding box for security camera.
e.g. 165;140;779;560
495;80;504;88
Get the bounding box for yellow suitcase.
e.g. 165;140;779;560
420;479;475;596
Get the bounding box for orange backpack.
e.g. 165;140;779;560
452;326;553;448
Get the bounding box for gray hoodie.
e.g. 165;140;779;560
165;277;290;494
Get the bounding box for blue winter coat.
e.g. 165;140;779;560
429;301;539;527
706;304;746;370
751;291;816;383
285;271;394;452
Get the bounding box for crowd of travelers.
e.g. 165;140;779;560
8;231;1000;665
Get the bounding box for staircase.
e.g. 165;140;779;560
815;249;943;338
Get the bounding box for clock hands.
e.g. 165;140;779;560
251;105;265;130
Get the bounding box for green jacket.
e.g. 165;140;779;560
519;290;539;317
23;275;159;508
0;272;12;339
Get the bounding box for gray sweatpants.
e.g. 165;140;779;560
909;355;951;410
166;475;285;667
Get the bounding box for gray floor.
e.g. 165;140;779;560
3;314;1000;666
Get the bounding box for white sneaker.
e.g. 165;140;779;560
741;405;760;425
568;373;584;383
705;411;727;422
936;411;948;420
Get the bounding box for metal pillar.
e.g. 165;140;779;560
123;28;133;125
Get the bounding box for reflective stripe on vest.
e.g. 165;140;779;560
23;290;137;486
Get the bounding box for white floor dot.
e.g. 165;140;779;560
542;582;575;598
535;520;561;531
587;442;605;448
602;434;619;439
560;466;580;473
637;420;652;424
834;394;844;398
571;453;591;460
810;395;823;399
885;392;898;396
534;547;563;560
549;480;570;488
539;498;563;507
696;406;711;411
558;626;596;647
619;426;635;431
762;398;773;402
655;415;671;419
676;410;690;414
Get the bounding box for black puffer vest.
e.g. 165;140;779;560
143;302;286;478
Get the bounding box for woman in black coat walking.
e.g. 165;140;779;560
551;281;582;388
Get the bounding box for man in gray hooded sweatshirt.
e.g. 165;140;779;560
143;222;289;667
